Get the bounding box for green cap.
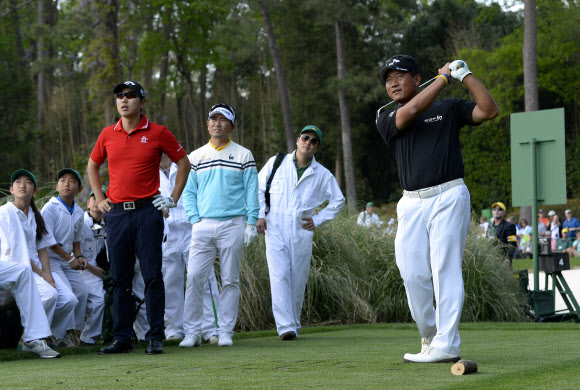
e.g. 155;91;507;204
11;169;37;187
89;186;107;199
57;168;82;187
366;202;375;208
300;125;322;145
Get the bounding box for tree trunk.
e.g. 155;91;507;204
521;0;539;225
335;137;342;188
258;0;295;153
335;18;357;211
36;0;46;175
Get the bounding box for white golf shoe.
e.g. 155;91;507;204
179;334;202;348
22;340;61;359
403;346;460;363
218;334;233;347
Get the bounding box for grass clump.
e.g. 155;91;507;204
238;210;527;332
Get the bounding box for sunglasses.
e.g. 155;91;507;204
116;91;140;100
300;134;319;145
493;207;503;211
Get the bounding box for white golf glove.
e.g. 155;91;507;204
152;194;176;210
450;60;472;82
244;225;258;247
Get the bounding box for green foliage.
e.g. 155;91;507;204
237;211;526;331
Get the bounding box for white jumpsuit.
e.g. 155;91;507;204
258;153;345;336
41;197;89;331
79;212;106;344
0;202;77;339
160;163;219;340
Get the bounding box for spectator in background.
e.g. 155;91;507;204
516;219;532;254
549;212;561;251
384;218;397;236
479;216;489;236
563;209;580;239
538;209;550;229
357;202;383;228
555;228;573;252
488;202;517;261
564;233;580;258
506;216;520;230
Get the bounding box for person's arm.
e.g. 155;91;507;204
311;174;346;229
72;241;87;269
463;75;500;124
49;243;81;270
395;63;450;131
182;167;200;225
243;154;260;226
88;157;110;213
35;248;56;288
170;155;190;203
256;159;273;235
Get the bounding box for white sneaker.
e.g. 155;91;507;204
166;335;183;341
179;334;202;348
403;346;460;363
54;333;77;348
207;335;219;345
218;334;233;347
421;332;436;353
22;340;61;359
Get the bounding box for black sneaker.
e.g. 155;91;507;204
98;339;133;355
281;331;297;341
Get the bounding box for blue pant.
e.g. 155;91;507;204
104;204;165;341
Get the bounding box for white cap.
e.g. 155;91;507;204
565;209;572;214
548;210;556;217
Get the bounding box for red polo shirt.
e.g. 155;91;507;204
90;115;186;203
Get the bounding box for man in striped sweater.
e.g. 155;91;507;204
180;103;259;349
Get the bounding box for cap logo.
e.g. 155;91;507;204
209;107;235;123
125;81;136;86
388;59;400;66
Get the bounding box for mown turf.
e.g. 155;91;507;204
1;323;578;390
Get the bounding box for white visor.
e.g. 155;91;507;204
208;107;235;123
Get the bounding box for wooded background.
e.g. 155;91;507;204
1;0;578;211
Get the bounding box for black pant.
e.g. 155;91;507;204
104;204;165;341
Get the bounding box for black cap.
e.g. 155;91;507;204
379;55;420;82
113;81;146;99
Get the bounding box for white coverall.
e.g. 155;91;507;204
0;202;77;339
258;153;345;336
0;261;52;342
357;212;383;228
41;197;88;331
159;163;219;340
79;212;106;344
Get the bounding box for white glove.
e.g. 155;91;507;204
152;194;176;210
450;60;472;82
244;225;258;247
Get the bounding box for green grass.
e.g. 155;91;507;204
513;257;580;271
1;323;579;389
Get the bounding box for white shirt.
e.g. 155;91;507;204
41;197;84;260
357;211;383;228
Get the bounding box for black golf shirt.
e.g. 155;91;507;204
377;98;478;191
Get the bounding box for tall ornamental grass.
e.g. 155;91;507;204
237;211;527;331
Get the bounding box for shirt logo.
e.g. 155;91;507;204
177;145;183;152
141;136;149;143
229;154;234;161
424;115;443;123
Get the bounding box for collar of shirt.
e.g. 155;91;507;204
56;195;74;215
113;115;149;133
292;150;312;170
209;139;231;151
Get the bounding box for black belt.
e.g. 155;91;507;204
110;198;154;210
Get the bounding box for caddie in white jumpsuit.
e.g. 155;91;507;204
41;169;89;341
0;260;60;358
159;155;220;342
181;103;259;348
78;186;109;344
0;169;77;344
256;126;345;340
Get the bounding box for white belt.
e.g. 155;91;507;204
403;178;464;199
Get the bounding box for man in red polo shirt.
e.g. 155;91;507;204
87;80;190;355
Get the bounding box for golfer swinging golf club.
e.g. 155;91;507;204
376;55;499;363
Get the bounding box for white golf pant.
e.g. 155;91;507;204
395;183;470;356
265;228;314;336
50;259;88;331
183;217;244;338
132;260;149;341
35;272;77;339
0;261;52;342
79;270;105;344
162;222;220;339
